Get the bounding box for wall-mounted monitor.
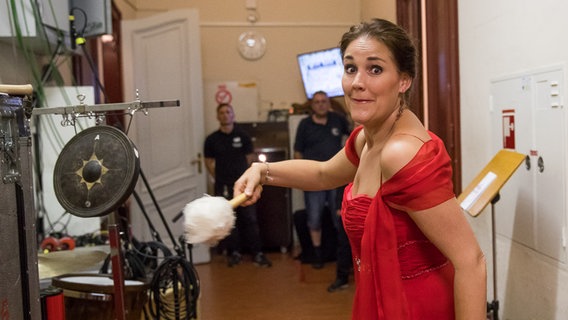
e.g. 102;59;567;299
297;47;344;99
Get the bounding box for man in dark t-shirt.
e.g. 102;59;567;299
294;91;351;270
204;103;271;267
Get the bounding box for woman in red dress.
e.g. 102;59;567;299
235;19;486;319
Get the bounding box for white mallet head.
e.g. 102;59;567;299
183;193;248;245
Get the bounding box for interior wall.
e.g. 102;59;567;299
0;43;35;84
113;0;397;131
361;0;396;22
117;0;358;121
459;0;568;319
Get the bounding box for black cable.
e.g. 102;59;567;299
148;256;200;320
138;169;182;255
41;36;64;84
135;240;173;271
132;189;164;243
69;7;88;50
109;212;174;279
70;7;88;36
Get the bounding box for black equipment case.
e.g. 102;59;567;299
0;88;41;320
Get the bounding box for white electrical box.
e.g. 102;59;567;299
490;66;567;262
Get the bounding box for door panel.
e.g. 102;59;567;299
122;10;206;253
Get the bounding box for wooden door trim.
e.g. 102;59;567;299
397;0;462;194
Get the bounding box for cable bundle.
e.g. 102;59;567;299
147;256;200;320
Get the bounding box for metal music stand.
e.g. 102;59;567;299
457;149;525;320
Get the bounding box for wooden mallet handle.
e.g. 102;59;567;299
228;193;249;209
0;84;34;96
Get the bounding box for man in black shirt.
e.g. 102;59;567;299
294;91;351;270
204;103;271;267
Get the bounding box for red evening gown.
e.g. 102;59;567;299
342;126;456;320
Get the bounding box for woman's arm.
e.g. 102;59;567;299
381;134;487;319
409;199;487;320
234;148;357;206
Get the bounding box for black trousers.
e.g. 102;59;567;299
334;214;353;280
215;183;263;255
294;208;337;263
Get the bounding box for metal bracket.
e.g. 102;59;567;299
1;107;21;184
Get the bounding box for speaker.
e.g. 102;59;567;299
70;0;112;38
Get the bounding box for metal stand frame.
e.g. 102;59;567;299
108;214;127;320
32;97;181;320
456;150;526;320
487;194;501;320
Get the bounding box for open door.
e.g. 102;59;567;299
121;10;207;259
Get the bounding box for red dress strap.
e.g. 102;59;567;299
344;125;363;166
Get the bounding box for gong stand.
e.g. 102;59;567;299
108;213;127;320
33;97;180;320
138;168;184;256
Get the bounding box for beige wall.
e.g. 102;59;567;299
114;0;395;120
361;0;396;22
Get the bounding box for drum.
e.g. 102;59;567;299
40;287;65;320
51;274;149;320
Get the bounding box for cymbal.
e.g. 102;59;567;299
38;246;109;279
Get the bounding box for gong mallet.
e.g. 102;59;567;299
182;193;249;245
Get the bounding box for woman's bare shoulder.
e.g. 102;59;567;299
381;124;428;179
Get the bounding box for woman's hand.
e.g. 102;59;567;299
233;162;266;206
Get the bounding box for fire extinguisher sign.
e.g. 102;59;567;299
502;109;515;149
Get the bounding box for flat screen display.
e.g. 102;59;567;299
297;47;344;99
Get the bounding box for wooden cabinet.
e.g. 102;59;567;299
240;122;293;251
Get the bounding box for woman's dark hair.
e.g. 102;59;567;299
339;19;418;105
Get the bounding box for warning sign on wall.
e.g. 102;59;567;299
502;109;515;149
215;85;233;105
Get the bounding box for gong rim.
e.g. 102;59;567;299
53;125;140;217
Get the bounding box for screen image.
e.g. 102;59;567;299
297;47;344;99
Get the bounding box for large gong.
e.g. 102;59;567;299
54;125;140;217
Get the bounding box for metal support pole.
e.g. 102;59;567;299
488;194;500;320
109;212;126;320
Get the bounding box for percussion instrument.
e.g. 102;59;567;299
38;246;109;279
40;287;65;320
51;274;149;320
35;98;180;218
183;193;248;245
33;96;180;319
53;125;140;218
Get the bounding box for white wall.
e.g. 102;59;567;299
459;0;568;319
